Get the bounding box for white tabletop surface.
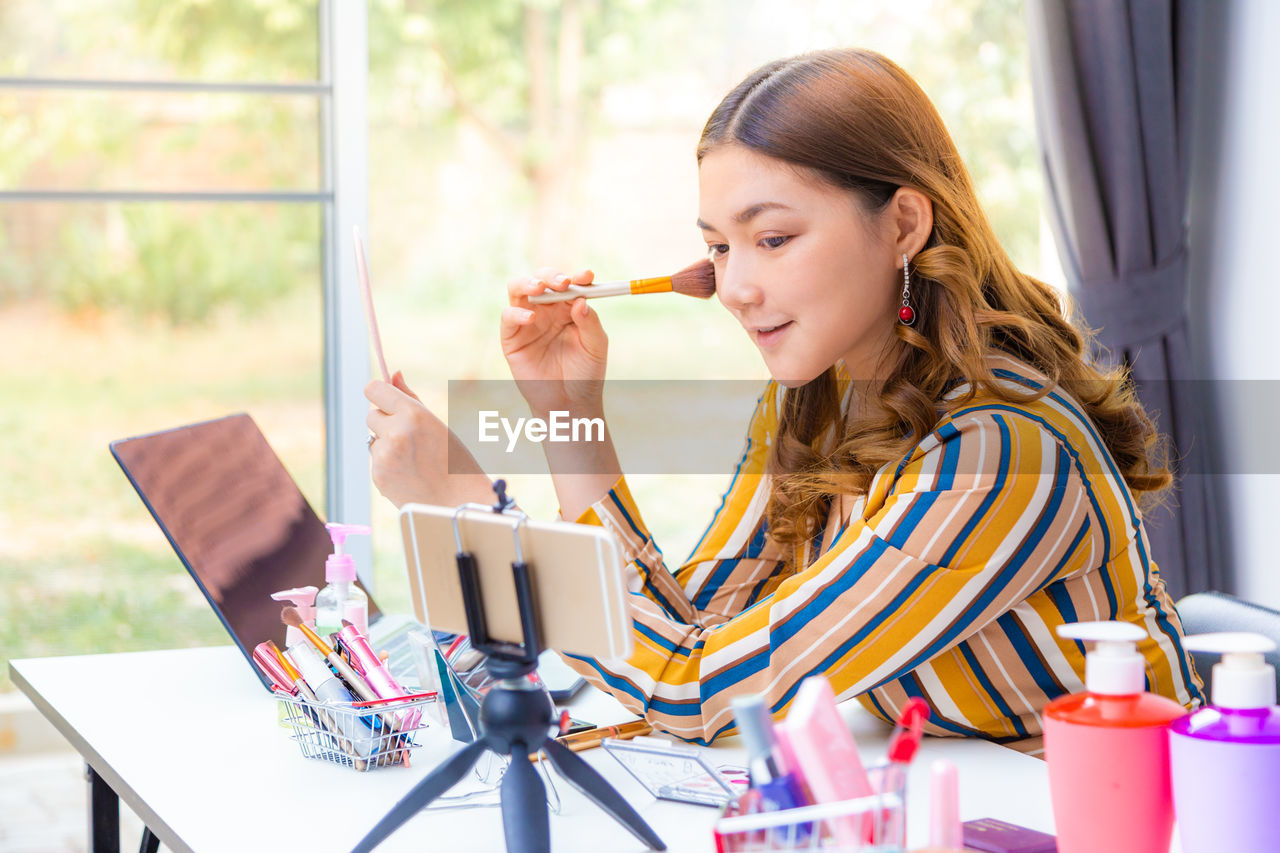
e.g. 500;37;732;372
11;646;1058;852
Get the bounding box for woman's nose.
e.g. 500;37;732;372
716;256;764;311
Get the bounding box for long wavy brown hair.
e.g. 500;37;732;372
697;48;1170;561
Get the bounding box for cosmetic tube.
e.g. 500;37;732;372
730;694;811;843
252;642;298;694
774;676;870;848
338;622;417;728
929;759;962;851
338;623;409;700
288;641;377;759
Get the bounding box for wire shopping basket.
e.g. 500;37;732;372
712;762;907;853
277;691;436;772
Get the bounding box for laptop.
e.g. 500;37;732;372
109;413;426;691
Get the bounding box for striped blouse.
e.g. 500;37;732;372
566;354;1204;748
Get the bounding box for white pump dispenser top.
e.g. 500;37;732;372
1184;632;1278;710
1057;621;1146;695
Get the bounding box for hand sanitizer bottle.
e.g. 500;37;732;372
1169;632;1280;853
1042;621;1189;853
315;523;370;638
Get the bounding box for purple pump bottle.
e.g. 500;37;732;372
1169;632;1280;853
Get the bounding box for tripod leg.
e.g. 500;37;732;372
542;738;666;851
500;749;550;853
352;739;489;853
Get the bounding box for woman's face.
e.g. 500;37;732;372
698;144;900;388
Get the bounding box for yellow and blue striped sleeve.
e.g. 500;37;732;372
568;407;1094;745
573;382;789;627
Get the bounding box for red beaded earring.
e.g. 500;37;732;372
898;253;916;326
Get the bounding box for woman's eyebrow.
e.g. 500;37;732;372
697;201;795;231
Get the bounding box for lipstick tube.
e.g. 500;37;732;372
253;642;298;694
338;623;418;729
930;759;962;850
338;624;408;699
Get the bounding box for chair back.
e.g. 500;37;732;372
1176;591;1280;702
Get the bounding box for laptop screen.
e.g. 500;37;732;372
109;413;381;688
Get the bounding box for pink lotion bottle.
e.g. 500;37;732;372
1042;621;1188;853
1169;632;1280;853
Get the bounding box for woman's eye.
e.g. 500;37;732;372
760;235;790;249
707;243;729;259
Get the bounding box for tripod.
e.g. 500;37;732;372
353;484;665;853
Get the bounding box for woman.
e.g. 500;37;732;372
366;48;1202;750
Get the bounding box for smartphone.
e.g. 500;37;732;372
399;504;633;660
537;649;587;703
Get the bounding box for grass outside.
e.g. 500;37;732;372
0;293;327;690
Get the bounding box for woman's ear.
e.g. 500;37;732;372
887;187;933;261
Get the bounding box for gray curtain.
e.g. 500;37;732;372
1027;0;1224;600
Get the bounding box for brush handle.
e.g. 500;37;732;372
327;650;381;703
353;227;391;382
294;678;369;768
529;280;635;304
324;649;409;743
293;616;383;705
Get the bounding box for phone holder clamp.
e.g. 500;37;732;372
353;481;665;853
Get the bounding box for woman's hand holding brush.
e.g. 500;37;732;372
507;259;712;419
363;259;714;519
503;266;622;521
502;267;610;418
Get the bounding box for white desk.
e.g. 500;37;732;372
11;646;1057;852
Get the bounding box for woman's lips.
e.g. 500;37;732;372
754;321;793;347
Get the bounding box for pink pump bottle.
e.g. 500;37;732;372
1169;632;1280;853
1042;621;1188;853
315;523;370;638
271;585;319;648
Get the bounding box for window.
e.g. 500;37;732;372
0;0;368;684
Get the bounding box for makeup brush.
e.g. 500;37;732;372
282;606;412;762
528;258;715;304
281;606;380;704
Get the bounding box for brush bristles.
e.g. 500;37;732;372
281;606;303;628
669;258;716;299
